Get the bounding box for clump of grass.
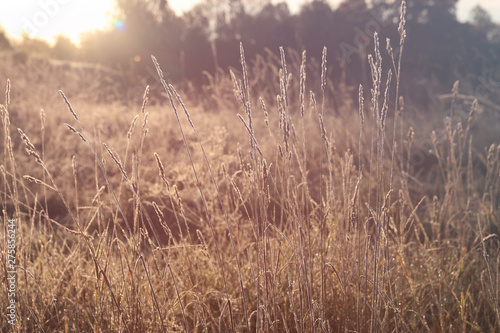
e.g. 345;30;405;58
1;1;500;331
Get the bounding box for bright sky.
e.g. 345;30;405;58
0;0;498;45
0;0;115;44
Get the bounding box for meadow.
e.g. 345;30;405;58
1;3;500;332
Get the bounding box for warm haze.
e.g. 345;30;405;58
0;0;498;45
1;0;500;331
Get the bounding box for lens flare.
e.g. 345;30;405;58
113;18;125;31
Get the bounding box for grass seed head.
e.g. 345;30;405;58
399;1;407;42
141;85;150;114
59;90;80;122
5;79;10;106
321;46;327;92
127;115;139;139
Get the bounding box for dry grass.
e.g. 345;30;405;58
1;2;500;332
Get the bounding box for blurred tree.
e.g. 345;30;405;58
181;5;215;80
69;0;499;102
180;0;297;82
405;0;458;24
403;0;462;84
243;2;297;52
51;35;78;60
19;33;51;57
471;5;494;31
337;0;368;21
213;0;251;70
464;5;500;84
0;27;12;51
471;5;500;43
297;0;335;63
116;0;183;79
334;0;372;85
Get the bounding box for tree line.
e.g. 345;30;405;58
1;0;499;102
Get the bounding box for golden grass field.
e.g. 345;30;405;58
1;4;500;332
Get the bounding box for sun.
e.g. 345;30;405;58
0;0;204;46
169;0;201;14
0;0;302;47
0;0;116;45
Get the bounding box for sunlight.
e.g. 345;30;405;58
1;0;500;331
0;0;115;45
0;0;497;47
0;0;201;45
169;0;200;15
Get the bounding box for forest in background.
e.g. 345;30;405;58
1;0;500;107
